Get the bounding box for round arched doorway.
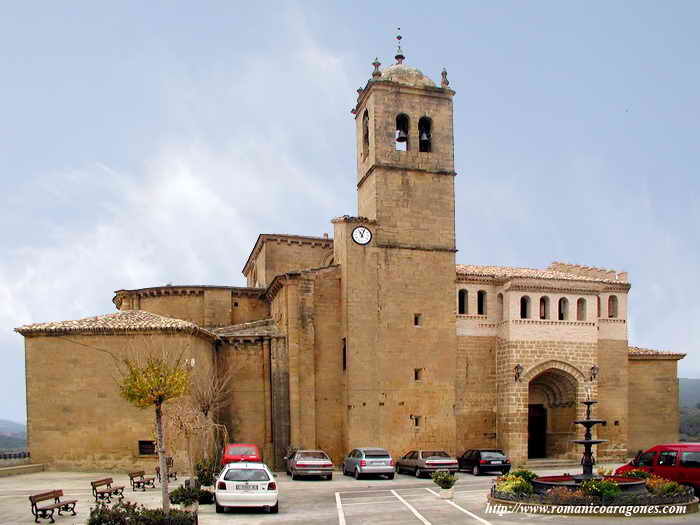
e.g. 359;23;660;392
528;368;579;459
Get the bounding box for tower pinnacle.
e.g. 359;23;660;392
394;28;405;64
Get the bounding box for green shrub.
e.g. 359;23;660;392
508;469;538;484
431;471;457;489
496;477;533;495
197;489;214;504
88;501;195;525
621;468;651;479
168;486;199;506
195;458;218;487
580;479;621;499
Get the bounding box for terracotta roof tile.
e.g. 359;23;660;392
15;310;215;339
628;346;686;360
455;264;627;284
212;319;282;338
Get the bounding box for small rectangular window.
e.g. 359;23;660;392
341;338;347;372
413;416;423;427
414;368;424;381
138;440;156;455
414;314;422;326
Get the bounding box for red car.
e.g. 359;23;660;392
615;443;700;491
221;443;262;466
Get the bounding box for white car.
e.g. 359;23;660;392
215;462;279;514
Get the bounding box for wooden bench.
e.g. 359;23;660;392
90;477;124;502
128;470;156;492
155;456;177;482
29;490;77;524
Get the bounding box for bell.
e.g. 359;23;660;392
420;131;430;143
396;129;408;142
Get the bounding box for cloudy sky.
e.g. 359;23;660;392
2;2;699;423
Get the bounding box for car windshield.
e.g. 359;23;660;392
364;450;390;458
681;452;700;468
224;469;269;482
482;452;506;459
422;451;449;458
227;446;256;456
299;452;328;459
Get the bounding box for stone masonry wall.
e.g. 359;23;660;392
628;359;680;453
456;336;497;452
25;332;213;472
596;339;629;460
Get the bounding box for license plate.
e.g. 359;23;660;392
372;460;386;465
492;461;502;464
236;484;257;491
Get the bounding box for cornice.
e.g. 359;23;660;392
242;234;334;276
357;163;457;190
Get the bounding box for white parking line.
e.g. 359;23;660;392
335;492;346;525
424;488;493;525
390;489;432;525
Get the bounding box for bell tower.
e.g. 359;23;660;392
333;34;458;457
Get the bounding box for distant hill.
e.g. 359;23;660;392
680;378;700;409
0;419;25;435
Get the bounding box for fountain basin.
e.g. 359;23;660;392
532;475;647;495
572;439;607;445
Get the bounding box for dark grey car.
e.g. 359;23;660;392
396;450;459;478
342;448;395;480
286;449;334;480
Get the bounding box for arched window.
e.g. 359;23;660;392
418;116;432;153
395;113;409;151
558;297;569;321
362;110;369;159
497;293;504;322
458;289;468;315
608;295;618;318
539;296;550;320
577;298;586;321
477;290;487;316
520;296;531;319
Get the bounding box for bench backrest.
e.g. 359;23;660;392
91;478;113;488
129;470;145;479
29;490;60;504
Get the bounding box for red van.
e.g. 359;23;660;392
221;443;262;466
615;443;700;491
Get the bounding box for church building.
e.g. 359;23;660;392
17;43;685;471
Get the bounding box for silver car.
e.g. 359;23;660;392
342;447;395;480
396;450;459;478
286;449;334;480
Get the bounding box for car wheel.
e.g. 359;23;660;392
269;501;279;514
472;465;480;476
387;473;395;480
326;474;333;481
354;468;362;480
215;500;224;514
415;468;422;478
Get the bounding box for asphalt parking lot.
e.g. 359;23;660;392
0;464;697;525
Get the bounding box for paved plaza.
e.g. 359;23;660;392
1;464;698;525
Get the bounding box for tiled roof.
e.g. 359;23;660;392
212;319;282;338
15;310;216;339
455;264;627;284
629;346;686;360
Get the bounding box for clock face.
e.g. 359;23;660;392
351;226;372;245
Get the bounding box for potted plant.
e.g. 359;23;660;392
195;459;217;491
431;471;457;499
169;485;200;513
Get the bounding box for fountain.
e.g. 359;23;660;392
532;392;645;494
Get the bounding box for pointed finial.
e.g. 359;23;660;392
441;67;450;88
371;57;381;78
395;28;405;64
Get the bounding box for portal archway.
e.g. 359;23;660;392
527;367;580;459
